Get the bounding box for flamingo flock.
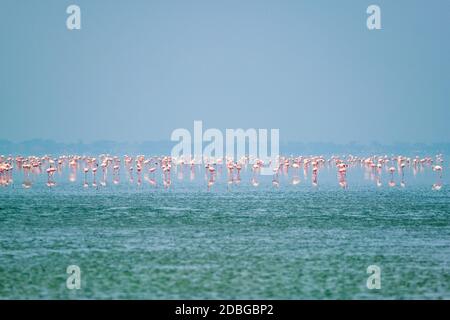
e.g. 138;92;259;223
0;154;445;190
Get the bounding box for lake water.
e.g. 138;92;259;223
0;163;449;299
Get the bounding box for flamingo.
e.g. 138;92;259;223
92;166;98;187
100;161;108;186
312;166;318;187
337;162;347;189
272;167;280;188
46;167;56;187
292;162;301;185
388;167;396;187
400;163;406;187
83;167;89;187
432;165;443;190
113;164;120;185
0;153;444;191
251;162;260;187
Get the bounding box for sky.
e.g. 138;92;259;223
1;0;449;144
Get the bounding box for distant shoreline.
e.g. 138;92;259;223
1;140;449;157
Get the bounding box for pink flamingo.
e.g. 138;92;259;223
177;159;185;180
432;165;443;190
128;166;134;183
206;164;216;190
234;165;242;185
22;163;32;188
46;166;57;187
376;162;383;187
283;159;290;176
399;163;406;187
100;161;107;186
227;161;234;176
162;161;171;189
113;164;120;185
69;159;77;182
272;167;280;188
292;162;301;185
236;163;242;178
92;166;98;187
83;167;89;187
251;162;260;187
312;165;318;187
136;163;142;186
388;167;396;187
190;160;196;181
337;162;347;189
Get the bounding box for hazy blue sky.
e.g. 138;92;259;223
1;0;449;143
